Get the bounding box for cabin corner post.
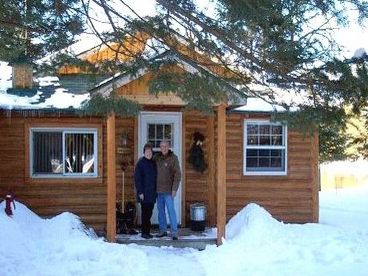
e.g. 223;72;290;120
311;130;319;222
207;115;216;226
107;112;117;242
216;104;227;245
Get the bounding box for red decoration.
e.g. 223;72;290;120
4;193;16;216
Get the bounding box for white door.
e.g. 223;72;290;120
138;111;182;225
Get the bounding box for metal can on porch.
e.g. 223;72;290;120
190;203;206;231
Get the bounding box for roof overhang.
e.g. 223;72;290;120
90;51;247;107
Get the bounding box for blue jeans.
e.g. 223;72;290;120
157;192;178;235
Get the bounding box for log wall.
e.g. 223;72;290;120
183;112;212;225
115;117;136;207
0;115;107;232
225;113;319;223
0;111;318;234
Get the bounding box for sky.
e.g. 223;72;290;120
118;0;368;57
1;0;367;77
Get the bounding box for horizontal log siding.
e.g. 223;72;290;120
226;113;317;223
0;111;318;233
115;118;136;205
183;112;211;225
0;116;107;232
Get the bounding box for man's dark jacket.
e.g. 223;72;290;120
155;150;181;193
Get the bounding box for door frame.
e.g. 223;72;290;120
138;111;182;224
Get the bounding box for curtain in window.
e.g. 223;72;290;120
32;130;96;176
64;133;95;174
33;132;62;174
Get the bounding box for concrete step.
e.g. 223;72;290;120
116;228;217;250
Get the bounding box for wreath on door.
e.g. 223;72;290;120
188;131;207;173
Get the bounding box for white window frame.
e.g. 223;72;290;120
30;128;98;178
146;122;175;152
243;120;288;176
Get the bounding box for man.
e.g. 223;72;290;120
155;140;181;240
134;143;157;239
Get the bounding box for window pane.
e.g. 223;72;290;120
271;157;282;167
33;132;62;174
148;124;155;140
247;149;258;156
271;135;282;145
259;157;270;167
247;124;258;135
156;124;163;140
271;149;281;157
247;157;258;167
259;149;270;157
260;135;270;145
65;133;95;174
245;147;285;172
272;125;282;135
164;124;172;140
247;135;258;145
260;125;270;135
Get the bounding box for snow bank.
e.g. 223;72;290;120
226;203;280;241
0;201;98;275
196;202;368;276
0;201;200;276
1;198;368;276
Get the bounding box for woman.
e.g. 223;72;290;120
134;143;157;239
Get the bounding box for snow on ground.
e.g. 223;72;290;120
0;202;201;276
1;185;368;276
320;185;368;232
198;202;368;276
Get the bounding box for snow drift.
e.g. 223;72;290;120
0;200;199;276
196;201;368;276
1;198;368;276
225;203;281;241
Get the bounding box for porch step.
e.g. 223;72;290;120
116;228;217;250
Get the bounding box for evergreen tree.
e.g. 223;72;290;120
81;0;368;160
0;0;85;63
2;0;368;160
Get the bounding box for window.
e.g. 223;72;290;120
30;128;98;177
243;121;287;175
147;123;173;149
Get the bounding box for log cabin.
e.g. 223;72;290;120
0;39;319;245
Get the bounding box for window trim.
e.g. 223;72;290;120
243;120;288;176
30;127;98;178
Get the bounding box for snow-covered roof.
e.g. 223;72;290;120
0;63;89;110
234;97;288;113
0;62;12;91
353;48;367;59
0;88;89;110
